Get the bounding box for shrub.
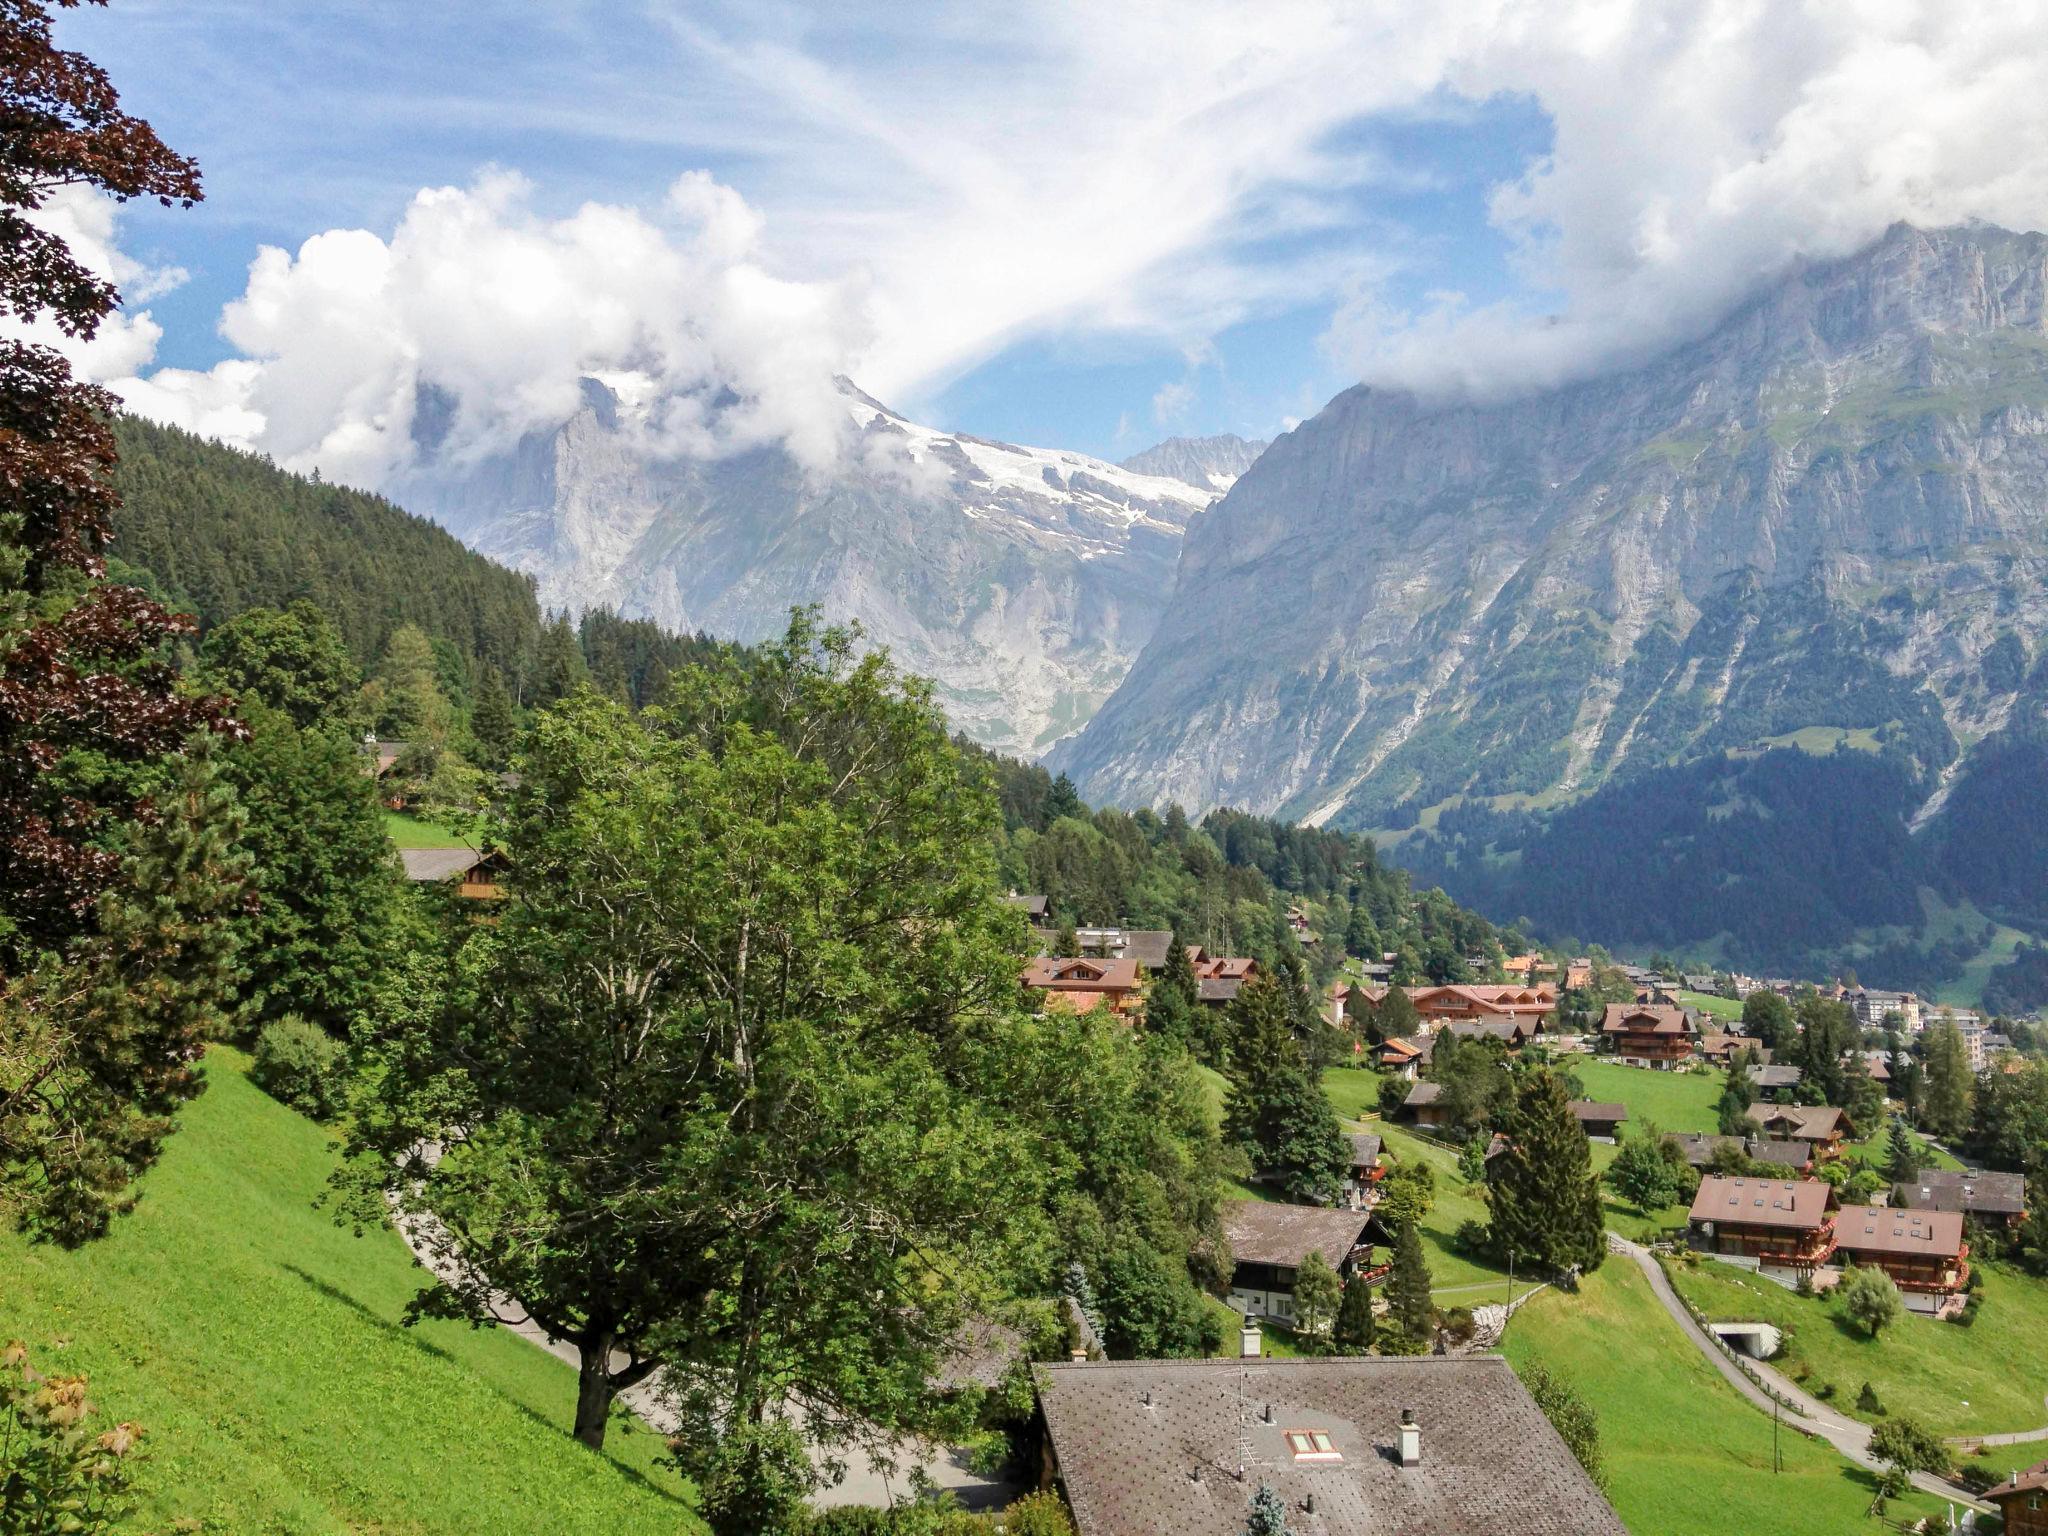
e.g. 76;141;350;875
250;1014;346;1120
1454;1218;1491;1255
0;1340;146;1535
1839;1264;1904;1337
1856;1381;1884;1415
1869;1414;1949;1477
1440;1306;1477;1344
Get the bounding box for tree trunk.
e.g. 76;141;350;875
573;1336;616;1450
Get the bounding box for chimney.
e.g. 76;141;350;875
1262;1402;1274;1425
1240;1318;1262;1359
1398;1408;1422;1467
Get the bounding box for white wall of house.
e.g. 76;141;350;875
1229;1285;1294;1322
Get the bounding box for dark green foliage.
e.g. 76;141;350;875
1383;1218;1434;1354
109;416;543;687
1333;1273;1376;1355
1966;1059;2048;1173
199;600;361;730
250;1014;346;1120
1485;1070;1605;1276
1857;1381;1884;1415
1742;991;1795;1053
213;701;399;1033
694;1418;812;1536
468;667;518;768
1868;1414;1948;1476
1794;995;1854;1109
1604;1120;1698;1213
1519;1362;1607;1491
1985;941;2048;1016
1221;975;1347;1204
1290;1250;1341;1340
2016;1198;2048;1278
1421;1028;1512;1138
1716;1054;1757;1135
1920;1018;1973;1139
1882;1118;1920;1184
1241;1482;1294;1536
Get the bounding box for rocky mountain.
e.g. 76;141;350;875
1118;433;1268;493
403;380;1222;756
1054;224;2048;985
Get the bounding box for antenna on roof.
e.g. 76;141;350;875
1237;1366;1249;1482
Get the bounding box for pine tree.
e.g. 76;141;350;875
1221;974;1347;1204
470;666;519;768
1882;1117;1920;1185
1487;1069;1605;1276
1383;1217;1434;1354
534;613;588;705
1921;1018;1973;1139
1242;1482;1294;1536
1716;1053;1757;1135
1333;1273;1376;1355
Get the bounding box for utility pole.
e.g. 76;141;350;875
1772;1390;1782;1474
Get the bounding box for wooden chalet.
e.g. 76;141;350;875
1688;1176;1837;1281
1408;984;1556;1026
1193;955;1258;1008
1745;1103;1846;1160
398;846;507;899
1400;1080;1452;1129
1020;956;1143;1020
1697;1031;1766;1065
1834;1204;1970;1316
1374;1034;1426;1079
1600;1003;1697;1067
1568;1101;1629;1140
1987;1460;2048;1536
1222;1201;1377;1324
1893;1170;2027;1230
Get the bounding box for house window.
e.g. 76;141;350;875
1284;1430;1341;1462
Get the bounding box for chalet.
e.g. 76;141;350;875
1020;956;1144;1019
1342;1133;1385;1211
1033;1356;1630;1536
1439;1017;1537;1050
1834;1204;1970;1316
1000;892;1050;921
1565;957;1594;990
1408;984;1556;1025
1669;1133;1746;1170
1697;1032;1765;1065
1893;1170;2028;1230
1329;981;1387;1029
1600;1003;1698;1067
1568;1101;1629;1141
1374;1035;1426;1080
1745;1103;1846;1159
1222;1201;1375;1323
399;846;507;899
1668;1134;1812;1175
1071;927;1174;971
1194;955;1258;1008
1400;1081;1453;1129
1985;1459;2048;1536
1688;1176;1837;1284
1857;1050;1892;1084
1683;973;1719;993
1745;1062;1804;1098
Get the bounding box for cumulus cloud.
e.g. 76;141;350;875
5;186;186;381
92;0;2048;477
117;169;868;486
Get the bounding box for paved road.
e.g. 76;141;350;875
1610;1235;1991;1513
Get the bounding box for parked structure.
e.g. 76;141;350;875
1033;1356;1630;1536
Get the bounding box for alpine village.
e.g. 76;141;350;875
10;5;2048;1536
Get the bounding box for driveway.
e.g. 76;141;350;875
1609;1234;1991;1512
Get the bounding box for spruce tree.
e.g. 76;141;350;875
1384;1217;1434;1354
1222;974;1347;1204
1333;1273;1376;1355
1242;1482;1294;1536
1487;1069;1605;1276
1716;1052;1757;1135
1921;1018;1972;1138
1882;1117;1920;1185
534;613;588;705
470;667;519;767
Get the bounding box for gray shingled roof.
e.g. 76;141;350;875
1037;1356;1628;1536
1746;1063;1804;1091
1198;977;1244;1005
1223;1202;1373;1271
1893;1169;2026;1217
399;846;485;882
1348;1133;1381;1167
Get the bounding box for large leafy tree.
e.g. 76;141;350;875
343;620;1059;1462
0;0;244;1240
1486;1069;1605;1276
1604;1120;1697;1214
198;600;359;731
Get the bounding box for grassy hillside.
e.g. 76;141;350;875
0;1051;700;1535
1572;1059;1724;1134
1503;1262;1944;1535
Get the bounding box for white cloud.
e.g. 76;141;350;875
5;186;186;382
89;0;2048;479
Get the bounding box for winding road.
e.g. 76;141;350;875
1609;1234;1994;1514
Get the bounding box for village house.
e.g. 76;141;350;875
1408;983;1556;1026
1020;956;1144;1020
1222;1201;1376;1324
1746;1103;1847;1160
1071;927;1174;970
1600;1002;1698;1067
398;846;508;899
1399;1081;1452;1130
1668;1133;1814;1176
1745;1062;1804;1099
1697;1031;1766;1065
1194;955;1258;1008
1893;1170;2028;1230
1374;1035;1426;1080
1033;1356;1630;1536
1437;1017;1537;1051
1569;1101;1629;1141
1565;956;1594;990
1833;1204;1970;1316
1688;1176;1838;1284
1986;1459;2048;1536
1000;892;1049;922
1342;1133;1385;1211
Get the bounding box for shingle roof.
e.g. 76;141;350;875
1670;1133;1745;1168
1834;1204;1966;1260
1893;1170;2026;1217
399;846;486;882
1986;1457;2048;1502
1402;1082;1442;1107
1036;1356;1629;1536
1746;1064;1804;1091
1023;956;1141;991
1198;977;1244;1004
1748;1140;1814;1168
1348;1134;1381;1168
1745;1103;1844;1141
1223;1202;1374;1271
1600;1003;1695;1036
1567;1101;1628;1125
1688;1176;1833;1230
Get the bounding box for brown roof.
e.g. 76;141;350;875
1834;1204;1966;1260
1223;1201;1374;1271
1348;1133;1382;1168
1986;1458;2048;1502
1377;1037;1422;1061
1198;957;1257;979
1893;1169;2026;1217
1036;1357;1629;1536
1402;1082;1442;1107
1748;1140;1814;1169
1745;1104;1844;1141
1568;1101;1628;1126
1197;977;1244;1005
1688;1176;1833;1231
1600;1003;1695;1037
1023;956;1142;991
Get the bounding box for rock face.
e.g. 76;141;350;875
1058;224;2048;828
405;381;1222;755
1118;433;1268;493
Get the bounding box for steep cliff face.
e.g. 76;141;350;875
1118;433;1268;493
1057;225;2048;840
405;382;1221;755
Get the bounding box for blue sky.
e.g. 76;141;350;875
53;3;2048;483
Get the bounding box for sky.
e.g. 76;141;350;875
46;0;2048;487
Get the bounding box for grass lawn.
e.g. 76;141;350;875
1502;1261;1945;1536
1676;989;1746;1022
1571;1058;1724;1134
1667;1256;2048;1437
382;809;472;848
1840;1119;1963;1173
1319;1063;1384;1122
0;1050;699;1535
